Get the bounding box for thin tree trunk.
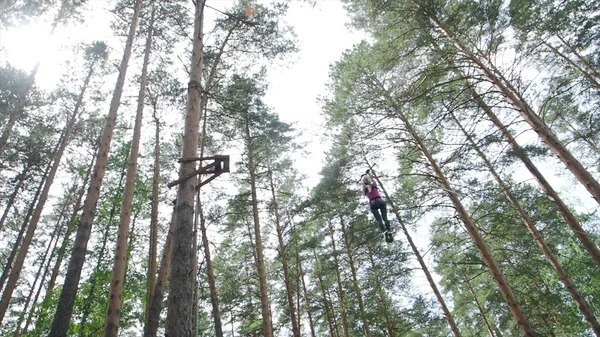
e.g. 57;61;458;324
267;169;300;337
104;3;154;335
145;103;160;322
0;165;30;231
366;163;463;337
429;14;600;205
328;222;349;337
456;74;600;269
245;119;273;337
463;274;497;337
0;154;54;323
0;63;39;156
313;252;338;337
144;202;177;337
0;56;95;321
13;194;70;337
556;34;600;85
376;80;539;337
298;257;316;337
166;0;205;335
48;0;143;334
450;111;600;335
365;245;394;337
339;215;372;337
543;41;600;90
0;170;46;295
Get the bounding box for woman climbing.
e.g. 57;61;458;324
362;170;393;242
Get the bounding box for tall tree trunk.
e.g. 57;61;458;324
13;194;70;337
0;164;30;231
104;3;154;335
450;111;600;335
144;203;177;337
313;251;338;337
244;120;273;337
366;163;463;337
462;274;497;337
48;0;143;335
191;22;236;337
166;1;205;335
428;14;600;205
47;153;95;293
145;103;160;322
376;80;539;337
339;215;372;337
455;73;600;269
267;170;300;337
328;221;349;337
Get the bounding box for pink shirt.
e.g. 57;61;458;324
364;185;382;204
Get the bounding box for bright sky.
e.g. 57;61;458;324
0;0;366;189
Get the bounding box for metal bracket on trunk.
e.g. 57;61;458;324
167;155;230;190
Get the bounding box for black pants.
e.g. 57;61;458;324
370;199;390;231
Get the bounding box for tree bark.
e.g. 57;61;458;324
450;111;600;335
103;3;154;335
166;1;205;335
365;245;394;337
298;254;316;337
376;79;539;337
48;0;143;334
428;14;600;205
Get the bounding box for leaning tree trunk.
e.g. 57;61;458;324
454;72;600;269
339;215;372;337
375;79;539;337
0;124;71;323
450;111;600;335
556;34;600;89
13;195;69;337
48;1;143;335
144;203;177;337
103;3;154;335
267;170;300;337
166;1;205;335
0;168;46;296
366;163;463;337
0;164;31;231
462;274;497;337
428;14;600;205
